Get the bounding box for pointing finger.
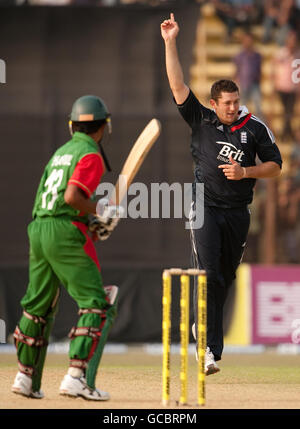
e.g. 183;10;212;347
162;18;172;26
170;12;175;21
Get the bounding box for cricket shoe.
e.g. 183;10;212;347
205;347;220;376
191;324;220;376
59;374;110;401
11;371;44;398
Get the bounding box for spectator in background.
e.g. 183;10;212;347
277;127;300;263
289;0;300;39
278;175;300;263
262;0;294;45
212;0;257;43
243;180;266;263
234;32;263;118
272;31;300;142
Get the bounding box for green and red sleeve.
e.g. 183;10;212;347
68;153;104;197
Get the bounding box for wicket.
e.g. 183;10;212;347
162;268;207;407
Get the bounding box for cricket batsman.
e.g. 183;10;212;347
11;95;122;401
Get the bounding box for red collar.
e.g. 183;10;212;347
230;113;252;133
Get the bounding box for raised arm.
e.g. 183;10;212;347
161;13;189;105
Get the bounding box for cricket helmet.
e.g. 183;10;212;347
70;95;110;122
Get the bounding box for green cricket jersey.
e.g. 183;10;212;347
32;132;104;223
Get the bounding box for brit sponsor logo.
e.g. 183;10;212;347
216;141;244;163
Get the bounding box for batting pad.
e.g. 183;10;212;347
86;285;118;389
32;289;60;392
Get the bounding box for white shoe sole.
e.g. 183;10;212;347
59;390;78;398
11;387;30;398
12;387;44;399
31;390;44;399
60;390;109;401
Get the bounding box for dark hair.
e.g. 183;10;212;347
72;119;106;135
210;79;239;101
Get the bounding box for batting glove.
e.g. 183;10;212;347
88;198;124;241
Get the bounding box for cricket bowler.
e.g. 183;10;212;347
11;95;122;401
161;13;282;374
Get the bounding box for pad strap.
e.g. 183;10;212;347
13;325;47;348
68;326;102;340
18;360;34;377
78;308;106;316
23;310;46;325
70;359;88;370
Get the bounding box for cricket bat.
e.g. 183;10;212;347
111;118;161;205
